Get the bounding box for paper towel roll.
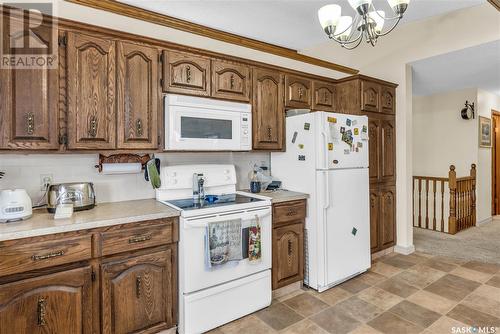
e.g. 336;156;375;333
101;163;142;175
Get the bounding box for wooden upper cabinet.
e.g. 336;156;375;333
116;41;159;150
66;32;116;150
285;75;311;109
0;266;93;334
381;118;396;183
312;80;336;112
361;80;380;113
335;80;360;115
380;185;396;248
0;23;58;150
381;85;395;114
368;117;381;184
162;50;210;96
101;248;176;334
211;59;251;102
252;68;284;150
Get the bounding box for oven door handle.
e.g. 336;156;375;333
183;208;271;229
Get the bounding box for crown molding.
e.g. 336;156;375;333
65;0;359;75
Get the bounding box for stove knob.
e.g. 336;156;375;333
171;179;177;184
225;176;231;181
224;169;230;174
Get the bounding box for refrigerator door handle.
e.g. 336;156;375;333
323;171;330;209
320;131;328;169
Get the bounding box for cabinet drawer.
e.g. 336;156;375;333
0;235;92;277
100;222;176;256
273;200;306;225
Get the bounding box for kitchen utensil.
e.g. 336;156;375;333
47;182;95;213
0;189;33;222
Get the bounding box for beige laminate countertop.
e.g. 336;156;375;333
241;189;309;204
0;199;180;242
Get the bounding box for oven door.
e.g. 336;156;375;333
166;105;244;151
179;206;271;294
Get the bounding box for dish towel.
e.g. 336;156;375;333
248;215;262;263
206;219;243;268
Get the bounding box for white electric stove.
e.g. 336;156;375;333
156;164;272;334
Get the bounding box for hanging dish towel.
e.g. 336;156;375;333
248;215;262;263
206;219;243;268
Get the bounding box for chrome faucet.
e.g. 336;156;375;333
192;173;205;202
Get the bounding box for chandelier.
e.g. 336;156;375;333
318;0;410;49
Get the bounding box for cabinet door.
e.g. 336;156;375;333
101;248;176;334
381;118;396;183
361;80;380;113
66;32;116;150
0;23;58;150
252;68;284;150
312;81;336;112
211;59;251;102
285;75;311;109
0;266;92;334
162;50;210;96
380;186;396;248
381;85;395;114
117;41;159;150
368;117;381;184
369;188;380;253
272;223;304;290
335;80;360;115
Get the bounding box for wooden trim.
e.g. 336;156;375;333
337;74;399;88
492;110;500;215
488;0;500;11
65;0;358;75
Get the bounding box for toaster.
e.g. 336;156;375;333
0;189;33;223
47;182;96;213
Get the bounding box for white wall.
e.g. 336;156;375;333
0;152;269;204
302;4;500;252
477;89;500;222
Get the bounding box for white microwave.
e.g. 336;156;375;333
164;94;252;151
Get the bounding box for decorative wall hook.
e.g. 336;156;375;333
461;101;475;120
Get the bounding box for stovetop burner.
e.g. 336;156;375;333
165;193;264;211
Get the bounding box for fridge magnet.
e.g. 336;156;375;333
298;155;306;161
352;119;358;126
291;131;298;143
362;125;367;133
346;119;352;126
354;128;359;135
304;123;311;130
357;142;363;148
298;144;304;149
355;147;359;152
479;116;492;147
351;227;358;236
340;126;346;133
327;117;337;123
333;160;339;164
328;143;333;151
344;149;350;154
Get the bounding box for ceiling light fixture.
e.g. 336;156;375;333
318;0;410;50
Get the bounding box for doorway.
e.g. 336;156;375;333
493;110;500;216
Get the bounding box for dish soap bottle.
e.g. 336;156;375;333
250;170;261;193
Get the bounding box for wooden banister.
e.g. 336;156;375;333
449;165;457;234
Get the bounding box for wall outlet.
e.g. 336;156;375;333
40;174;53;191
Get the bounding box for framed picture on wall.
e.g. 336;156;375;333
479;116;492;148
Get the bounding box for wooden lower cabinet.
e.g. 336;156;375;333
272;200;306;290
101;248;177;334
0;266;93;334
370;185;396;253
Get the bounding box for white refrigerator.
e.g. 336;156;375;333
271;111;371;292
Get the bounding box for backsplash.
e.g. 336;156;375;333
0;152;270;204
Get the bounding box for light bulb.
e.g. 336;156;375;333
369;11;385;33
336;16;353;41
318;4;342;29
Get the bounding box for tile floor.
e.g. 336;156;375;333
208;252;500;334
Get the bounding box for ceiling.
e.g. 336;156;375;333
118;0;486;50
411;40;500;96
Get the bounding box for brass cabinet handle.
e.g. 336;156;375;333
230;74;235;89
135;118;143;137
267;127;272;140
88;116;98;138
186;66;191;83
286;209;297;216
298;87;303;99
136;276;142;298
287;239;293;256
26;112;35;135
128;234;152;244
32;250;65;261
37;297;47;326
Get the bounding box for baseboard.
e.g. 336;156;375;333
394;244;415;255
477;217;493;225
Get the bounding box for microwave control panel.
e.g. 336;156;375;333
241;113;252;149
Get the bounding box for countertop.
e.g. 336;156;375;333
0;199;180;242
241;189;309;204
